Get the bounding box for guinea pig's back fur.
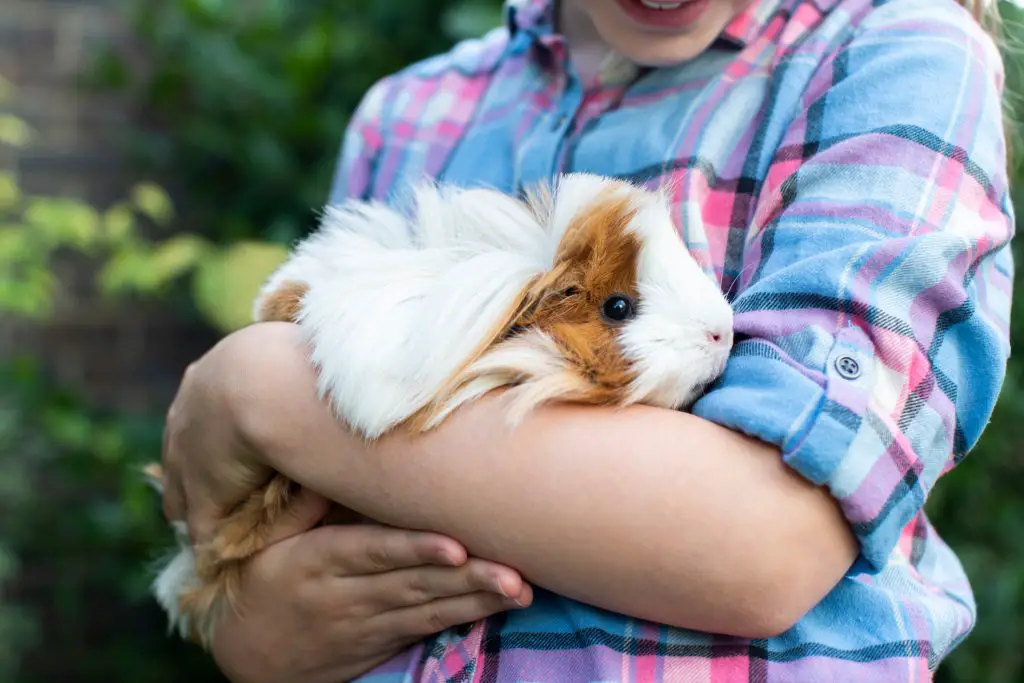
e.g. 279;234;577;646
254;181;566;440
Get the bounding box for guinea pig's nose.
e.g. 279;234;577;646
706;328;733;347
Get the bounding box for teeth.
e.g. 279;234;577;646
640;0;684;8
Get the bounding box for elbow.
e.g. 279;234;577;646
722;533;860;640
715;573;835;640
734;483;861;639
728;590;815;640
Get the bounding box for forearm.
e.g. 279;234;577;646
241;323;857;637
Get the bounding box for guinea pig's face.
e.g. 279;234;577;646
524;174;733;409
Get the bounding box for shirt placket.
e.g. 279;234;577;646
514;34;582;190
515;35;641;190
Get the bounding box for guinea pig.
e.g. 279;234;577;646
145;172;735;648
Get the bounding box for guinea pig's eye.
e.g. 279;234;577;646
601;294;636;323
561;285;581;298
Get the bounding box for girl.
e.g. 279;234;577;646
159;0;1014;681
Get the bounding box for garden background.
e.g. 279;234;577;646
1;1;1022;682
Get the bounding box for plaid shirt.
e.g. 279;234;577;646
332;0;1015;680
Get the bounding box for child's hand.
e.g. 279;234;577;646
159;323;287;545
209;523;532;683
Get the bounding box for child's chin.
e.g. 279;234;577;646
598;22;723;67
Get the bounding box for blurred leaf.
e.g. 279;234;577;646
96;246;158;295
0;225;35;265
102;203;137;246
23;197;101;251
93;425;127;464
43;408;95;451
148;233;211;283
130;182;175;226
0;114;33;148
0;73;13;103
0;172;20;212
191;240;288;332
0;267;56;319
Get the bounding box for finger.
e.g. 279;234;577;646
377;584;534;641
357;559;525;610
185;498;224;546
161;478;186;523
159;423;187;522
262;485;333;546
302;524;469;574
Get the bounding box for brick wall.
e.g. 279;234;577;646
0;0;216;413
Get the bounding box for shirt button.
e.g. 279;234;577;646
834;355;861;380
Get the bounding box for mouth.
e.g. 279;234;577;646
615;0;712;29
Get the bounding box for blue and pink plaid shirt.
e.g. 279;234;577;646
331;0;1015;680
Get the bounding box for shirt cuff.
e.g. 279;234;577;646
691;324;882;573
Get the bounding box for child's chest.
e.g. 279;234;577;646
368;40;817;292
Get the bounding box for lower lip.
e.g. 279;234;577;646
615;0;712;29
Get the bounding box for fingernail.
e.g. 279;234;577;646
503;596;526;608
490;577;509;598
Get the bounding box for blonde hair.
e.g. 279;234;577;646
957;0;1018;171
958;0;1002;36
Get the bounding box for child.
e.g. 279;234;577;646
160;0;1014;681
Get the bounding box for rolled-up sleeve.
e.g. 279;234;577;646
691;3;1015;572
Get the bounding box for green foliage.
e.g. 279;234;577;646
0;76;291;337
86;0;504;245
0;362;219;683
0;74;224;681
0;373;40;682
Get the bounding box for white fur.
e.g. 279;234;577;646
620;187;734;409
254;179;576;439
151;523;203;640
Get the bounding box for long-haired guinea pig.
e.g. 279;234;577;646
144;172;735;648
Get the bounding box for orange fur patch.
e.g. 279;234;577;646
514;189;643;404
257;281;309;322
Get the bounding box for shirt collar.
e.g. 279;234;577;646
504;0;556;38
504;0;779;49
720;0;785;47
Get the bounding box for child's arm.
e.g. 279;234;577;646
240;3;1012;638
237;330;857;639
